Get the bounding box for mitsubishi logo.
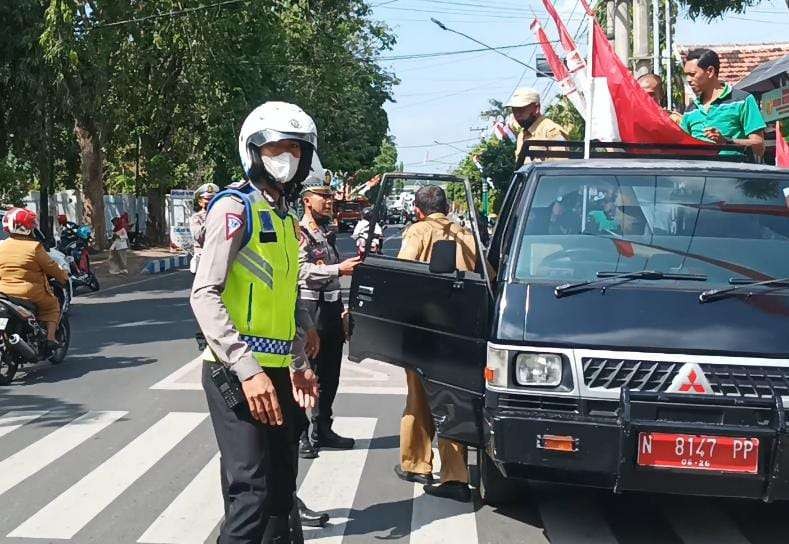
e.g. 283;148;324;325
666;363;713;394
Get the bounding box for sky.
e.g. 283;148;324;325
369;0;789;173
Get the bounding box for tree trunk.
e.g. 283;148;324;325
74;118;107;249
146;186;167;245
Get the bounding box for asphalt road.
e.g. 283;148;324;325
2;270;789;544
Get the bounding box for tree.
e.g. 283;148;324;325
680;0;761;19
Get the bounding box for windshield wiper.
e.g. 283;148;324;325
699;277;789;303
554;270;708;298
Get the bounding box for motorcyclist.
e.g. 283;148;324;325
351;207;383;256
0;208;68;347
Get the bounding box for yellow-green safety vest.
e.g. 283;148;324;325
212;187;300;368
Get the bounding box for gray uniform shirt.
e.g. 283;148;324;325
298;215;341;294
190;183;309;381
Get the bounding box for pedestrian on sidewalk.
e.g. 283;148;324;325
107;217;129;275
191;102;320;544
394;185;476;503
297;165;361;460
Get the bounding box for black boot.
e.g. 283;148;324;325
296;495;330;528
298;430;318;459
311;420;355;450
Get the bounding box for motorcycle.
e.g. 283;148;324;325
57;224;100;293
0;285;70;385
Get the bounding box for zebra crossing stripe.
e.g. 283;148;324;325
137;453;223;544
0;410;126;498
298;417;378;544
9;412;207;540
409;448;479;543
0;410;49;439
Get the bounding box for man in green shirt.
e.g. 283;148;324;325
681;48;766;159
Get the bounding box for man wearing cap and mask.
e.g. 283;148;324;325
189;183;219;273
506;87;569;167
191;101;320;543
297;160;361;459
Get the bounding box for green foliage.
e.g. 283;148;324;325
354;136;399;186
453;138;515;214
679;0;761;20
0;152;34;206
545;98;585;141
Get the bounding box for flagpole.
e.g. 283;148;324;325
583;5;595;159
665;0;673;111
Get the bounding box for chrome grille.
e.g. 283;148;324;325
701;365;789;398
583;358;679;392
583;357;789;398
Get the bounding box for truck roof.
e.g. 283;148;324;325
521;159;786;174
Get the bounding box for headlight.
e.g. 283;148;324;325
485;345;508;388
515;353;563;386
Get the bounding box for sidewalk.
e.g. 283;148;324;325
91;247;183;290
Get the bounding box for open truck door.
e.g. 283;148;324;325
348;173;493;446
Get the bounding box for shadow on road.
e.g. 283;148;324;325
0;393;88;429
14;354;158;386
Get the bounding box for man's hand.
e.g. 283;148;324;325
367;175;382;188
241;372;283;426
306;327;320;359
291;368;319;410
339;256;361;276
341;310;350;342
703;127;728;144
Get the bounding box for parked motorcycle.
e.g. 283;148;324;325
0;287;70;385
57;224;100;293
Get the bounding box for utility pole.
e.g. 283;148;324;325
652;0;661;75
605;1;615;39
632;0;651;76
613;0;630;65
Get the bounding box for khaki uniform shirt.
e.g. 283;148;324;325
398;213;477;272
190;181;309;381
189;210;208;257
514;115;569;166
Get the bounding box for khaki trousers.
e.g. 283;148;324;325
400;369;469;484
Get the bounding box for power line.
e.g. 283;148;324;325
375;40;555;61
91;0;248;29
397;137;481;149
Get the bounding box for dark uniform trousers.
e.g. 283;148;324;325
203;363;307;544
309;299;344;426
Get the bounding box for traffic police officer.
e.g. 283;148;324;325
297;168;360;457
191;101;320;544
189;183;219;273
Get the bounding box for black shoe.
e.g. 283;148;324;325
311;425;355;450
423;481;472;503
393;464;434;485
296;496;330;528
298;431;318;459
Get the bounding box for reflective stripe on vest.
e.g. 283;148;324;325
219;190;300;368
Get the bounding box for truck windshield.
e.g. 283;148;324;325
514;173;789;288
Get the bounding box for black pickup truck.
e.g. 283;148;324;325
349;159;789;504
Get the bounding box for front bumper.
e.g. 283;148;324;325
485;389;789;501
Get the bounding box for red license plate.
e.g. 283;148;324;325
637;432;759;474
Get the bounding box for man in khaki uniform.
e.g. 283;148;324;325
506;87;569;167
394;185;475;503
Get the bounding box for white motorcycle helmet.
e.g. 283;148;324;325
237;102;317;195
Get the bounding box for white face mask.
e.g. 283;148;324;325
262;152;299;184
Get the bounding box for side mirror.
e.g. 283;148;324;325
429;240;457;274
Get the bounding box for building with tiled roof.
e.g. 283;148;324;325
677;42;789;86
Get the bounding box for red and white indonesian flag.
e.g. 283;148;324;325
492;119;516;142
530;18;586;117
777;122;789;168
588;18;705;145
542;0;589;105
